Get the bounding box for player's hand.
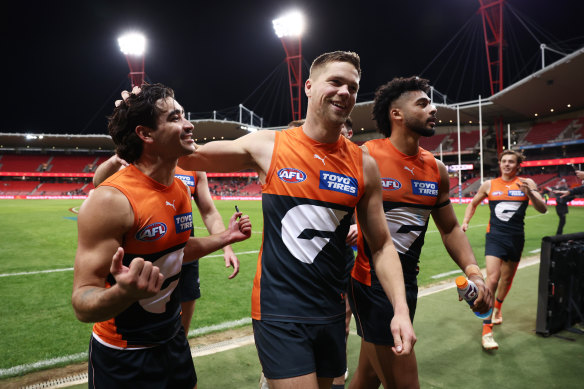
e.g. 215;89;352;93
112;154;130;168
345;224;358;246
227;212;252;243
223;246;240;279
518;178;537;193
110;247;164;300
468;275;493;314
115;86;142;107
390;312;417;356
461;223;469;232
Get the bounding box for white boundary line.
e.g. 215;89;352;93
2;256;542;384
0;251;260;278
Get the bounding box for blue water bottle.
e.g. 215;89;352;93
456;276;492;319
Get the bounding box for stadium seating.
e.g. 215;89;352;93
449;129;481;151
545;175;582;189
0;155;49;172
241;182;262;195
48;155;99;173
522;119;572;145
419;133;449;152
35;182;86;195
525;173;557;187
574;117;584;139
0;180;40;195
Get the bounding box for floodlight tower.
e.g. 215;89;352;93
118;33;146;88
478;0;505;153
273;11;305;122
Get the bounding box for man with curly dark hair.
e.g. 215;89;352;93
348;76;491;388
72;83;252;388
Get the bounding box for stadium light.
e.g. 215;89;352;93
118;33;146;55
273;11;305;121
272;11;305;38
118;32;146;87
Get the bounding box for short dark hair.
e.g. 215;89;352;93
372;76;431;137
499;149;525;173
108;83;175;163
310;51;361;78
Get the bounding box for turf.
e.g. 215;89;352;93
62;262;584;389
0;199;583;382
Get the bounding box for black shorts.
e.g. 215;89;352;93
88;328;196;389
348;276;418;346
485;232;524;262
344;246;356;290
178;261;201;302
252;319;346;379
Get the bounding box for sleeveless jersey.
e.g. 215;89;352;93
252;127;365;324
174;166;197;197
352;138;441;286
486;176;529;235
93;164;193;348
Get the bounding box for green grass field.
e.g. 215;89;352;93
1;199;583;383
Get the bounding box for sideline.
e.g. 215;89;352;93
5;256;541;387
0;250;261;278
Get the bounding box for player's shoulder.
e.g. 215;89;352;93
79;185;132;224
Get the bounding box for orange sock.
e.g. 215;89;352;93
482;323;493;336
495;299;503;311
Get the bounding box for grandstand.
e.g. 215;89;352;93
48;155;100;173
419;133;449;153
1;106;583;198
0;180;40;195
0;154;49;172
522;119;574;145
1;43;583;199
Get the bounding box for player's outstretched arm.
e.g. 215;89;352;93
178;130;275;180
194;172;240;278
357;153;416;355
183;212;251;263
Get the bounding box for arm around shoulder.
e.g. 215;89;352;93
178;130;275;177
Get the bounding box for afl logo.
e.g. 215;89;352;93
381;178;401;191
136;222;167;241
278;168;307;183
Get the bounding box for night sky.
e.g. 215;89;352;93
1;0;582;134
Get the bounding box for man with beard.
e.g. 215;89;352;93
348;76;491;388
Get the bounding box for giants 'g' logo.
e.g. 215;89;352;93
281;204;348;264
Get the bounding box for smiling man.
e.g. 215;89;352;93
72;83;251;389
348;76;491;389
462;149;546;350
179;51;415;389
